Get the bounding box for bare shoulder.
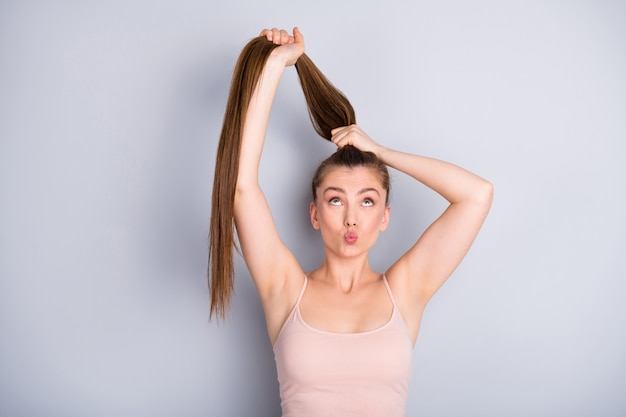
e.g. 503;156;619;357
263;267;306;345
385;261;428;343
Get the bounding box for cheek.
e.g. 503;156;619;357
312;205;332;226
373;209;389;230
318;209;340;225
359;212;382;230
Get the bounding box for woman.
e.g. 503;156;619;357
212;27;493;417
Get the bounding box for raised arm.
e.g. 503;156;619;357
331;125;493;333
233;29;306;321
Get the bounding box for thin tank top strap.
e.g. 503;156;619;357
382;275;397;307
273;275;308;348
294;275;308;306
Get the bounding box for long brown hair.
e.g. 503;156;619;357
209;35;356;320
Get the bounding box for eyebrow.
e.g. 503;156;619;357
322;186;381;196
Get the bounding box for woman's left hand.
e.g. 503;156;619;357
330;125;384;156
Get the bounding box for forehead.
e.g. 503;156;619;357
318;166;384;190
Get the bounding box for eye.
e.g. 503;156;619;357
329;197;342;206
362;198;374;207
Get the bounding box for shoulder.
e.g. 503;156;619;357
385;263;428;343
263;268;306;344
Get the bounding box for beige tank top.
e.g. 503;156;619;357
273;276;413;417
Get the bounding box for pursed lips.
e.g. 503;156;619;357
344;231;358;244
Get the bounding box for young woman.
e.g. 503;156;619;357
211;27;493;417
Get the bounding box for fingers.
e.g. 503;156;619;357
330;125;357;147
330;125;381;155
260;27;297;45
331;125;349;137
293;26;303;44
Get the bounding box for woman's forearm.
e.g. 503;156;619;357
237;54;288;188
329;125;492;205
376;146;493;204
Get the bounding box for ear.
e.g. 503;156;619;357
379;205;391;232
310;201;320;230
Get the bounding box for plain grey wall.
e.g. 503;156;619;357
1;1;625;416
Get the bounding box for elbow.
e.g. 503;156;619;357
478;179;494;207
234;177;257;196
234;179;262;206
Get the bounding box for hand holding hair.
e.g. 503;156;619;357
260;27;295;44
331;124;384;156
260;27;305;67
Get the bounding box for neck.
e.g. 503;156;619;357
312;255;378;294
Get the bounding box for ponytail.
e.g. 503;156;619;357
209;35;356;320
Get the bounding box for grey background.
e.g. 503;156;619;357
1;1;625;416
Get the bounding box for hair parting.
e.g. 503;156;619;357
209;35;357;320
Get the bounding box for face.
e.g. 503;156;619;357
310;166;390;258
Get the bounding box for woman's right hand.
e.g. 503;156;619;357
260;27;305;66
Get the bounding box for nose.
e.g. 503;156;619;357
345;208;357;227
